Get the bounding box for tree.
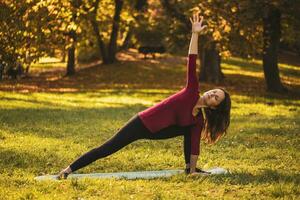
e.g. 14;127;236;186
87;0;124;64
0;0;32;75
228;0;299;93
65;0;83;76
0;0;83;77
262;5;286;92
262;1;299;92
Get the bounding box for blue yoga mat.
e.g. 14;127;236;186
35;168;228;181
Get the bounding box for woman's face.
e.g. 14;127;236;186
202;89;225;109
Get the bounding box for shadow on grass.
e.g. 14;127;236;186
0;148;61;173
1;54;299;99
0;105;147;139
86;89;176;97
209;169;300;185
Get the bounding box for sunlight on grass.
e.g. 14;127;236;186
231;94;300;117
223;57;300;85
222;66;263;79
31;57;66;70
38;57;62;63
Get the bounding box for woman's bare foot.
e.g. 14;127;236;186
57;166;72;180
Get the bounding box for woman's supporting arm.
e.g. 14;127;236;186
189;128;201;173
184;132;191;168
189;155;199;173
187;116;204;173
184;131;198;173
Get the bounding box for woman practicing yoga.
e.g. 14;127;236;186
58;13;231;179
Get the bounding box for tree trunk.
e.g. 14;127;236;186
0;63;3;81
24;50;30;75
65;2;79;76
91;19;109;64
107;0;124;64
120;25;133;50
90;0;109;64
66;45;75;76
199;41;223;83
61;50;66;62
25;65;30;74
262;6;286;93
66;31;76;76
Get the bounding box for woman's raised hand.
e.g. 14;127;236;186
190;12;207;34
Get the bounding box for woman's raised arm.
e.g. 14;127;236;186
188;13;207;55
185;13;207;90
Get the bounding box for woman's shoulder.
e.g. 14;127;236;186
181;87;200;101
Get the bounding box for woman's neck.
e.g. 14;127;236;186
197;96;207;108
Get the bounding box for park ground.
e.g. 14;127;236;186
0;49;299;199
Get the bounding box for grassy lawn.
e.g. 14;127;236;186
0;51;299;199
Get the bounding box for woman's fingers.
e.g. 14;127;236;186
201;25;207;31
192;12;203;23
191;13;205;29
200;16;203;25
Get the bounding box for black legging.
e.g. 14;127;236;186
69;114;192;172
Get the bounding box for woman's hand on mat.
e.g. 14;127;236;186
187;168;211;176
189;171;210;176
185;167;211;175
190;12;207;34
189;172;201;176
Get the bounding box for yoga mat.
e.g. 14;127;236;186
206;167;228;175
35;168;228;181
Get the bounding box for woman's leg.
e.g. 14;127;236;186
144;125;191;140
69;115;151;172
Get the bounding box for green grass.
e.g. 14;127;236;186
0;54;299;199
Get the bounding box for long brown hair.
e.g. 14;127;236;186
201;88;231;144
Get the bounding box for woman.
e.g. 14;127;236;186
58;13;231;179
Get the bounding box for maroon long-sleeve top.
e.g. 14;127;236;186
138;54;204;155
